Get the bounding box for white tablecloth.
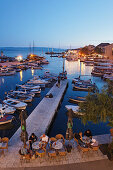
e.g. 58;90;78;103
32;141;42;150
52;141;63;150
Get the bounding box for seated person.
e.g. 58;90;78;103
29;133;37;150
84;129;92;139
78;138;88;148
74;132;88;148
40;134;49;143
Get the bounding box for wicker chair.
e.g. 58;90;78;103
109;128;113;143
73;133;79;145
35;148;46;157
20;154;31;164
49;137;57;148
36;148;46;163
91;145;99;152
1;137;9;155
79;132;82;140
78;144;89;157
55;134;65;145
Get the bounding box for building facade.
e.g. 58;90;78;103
104;43;113;60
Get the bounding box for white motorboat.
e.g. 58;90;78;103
17;84;40;89
19;88;41;94
65;105;85;116
12;90;35;97
0;104;16;114
3;98;27;110
27;79;49;84
7;94;33;103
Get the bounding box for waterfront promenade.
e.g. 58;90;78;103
0;79;68;167
0;79;111;169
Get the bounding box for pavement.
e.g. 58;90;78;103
1;159;113;170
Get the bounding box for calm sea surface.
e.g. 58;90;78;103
0;47;111;139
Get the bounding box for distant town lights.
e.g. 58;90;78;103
17;55;23;61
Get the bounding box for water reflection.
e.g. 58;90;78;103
20;70;23;81
65;60;85;75
31;69;34;76
2;78;4;84
65;60;80;75
80;62;84;75
0;123;14;130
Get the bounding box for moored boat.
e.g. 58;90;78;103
73;84;94;91
3;98;27;110
0;114;14;125
65;105;85;116
69;97;85;104
0;104;16;114
6;94;33;103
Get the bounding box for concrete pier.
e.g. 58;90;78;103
9;79;68;146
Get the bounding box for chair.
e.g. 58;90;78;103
109;128;113;143
91;146;99;152
55;134;65;145
1;137;9;155
74;133;79;145
58;148;66;156
35;147;46;158
49;137;57;148
35;148;46;163
79;132;82;140
20;154;31;164
48;137;57;162
78;144;89;157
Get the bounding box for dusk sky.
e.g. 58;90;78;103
0;0;113;48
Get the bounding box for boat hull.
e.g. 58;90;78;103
0;115;14;125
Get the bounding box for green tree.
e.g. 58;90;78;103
79;85;113;126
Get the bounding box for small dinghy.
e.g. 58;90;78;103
65;105;85;116
69;97;85;104
73;84;94;91
0;114;14;125
3;98;27;110
0;104;16;114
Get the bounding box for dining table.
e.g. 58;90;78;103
82;136;92;144
52;140;63;150
32;141;42;150
82;136;98;148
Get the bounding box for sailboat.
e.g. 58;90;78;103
27;41;45;61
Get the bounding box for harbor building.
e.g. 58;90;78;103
104;43;113;60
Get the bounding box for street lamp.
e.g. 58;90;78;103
19;110;28;147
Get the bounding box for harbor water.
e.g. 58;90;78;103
0;47;111;139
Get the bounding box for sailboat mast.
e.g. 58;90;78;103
30;43;31;54
63;58;64;73
33;41;34;54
